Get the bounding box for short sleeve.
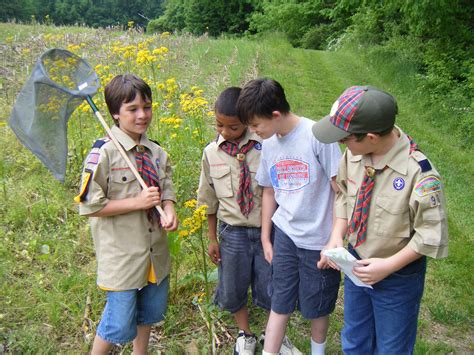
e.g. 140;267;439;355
408;174;448;259
313;138;342;179
197;150;219;214
78;147;110;215
159;150;177;203
255;154;272;187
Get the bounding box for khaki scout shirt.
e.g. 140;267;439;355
197;130;263;227
79;125;176;290
335;127;448;259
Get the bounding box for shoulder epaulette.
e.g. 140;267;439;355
92;138;110;149
411;151;432;173
149;139;161;147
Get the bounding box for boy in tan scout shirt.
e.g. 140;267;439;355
198;87;285;355
77;74;178;354
314;86;448;354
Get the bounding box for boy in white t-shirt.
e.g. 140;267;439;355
237;78;342;355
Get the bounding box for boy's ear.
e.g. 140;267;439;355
271;111;282;120
366;133;380;143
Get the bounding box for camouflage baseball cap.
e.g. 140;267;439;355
312;86;398;143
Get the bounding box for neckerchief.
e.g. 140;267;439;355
219;139;256;217
135;145;160;225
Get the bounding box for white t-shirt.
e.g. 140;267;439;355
256;116;342;250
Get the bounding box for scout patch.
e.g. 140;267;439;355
393;177;405;191
254;142;262;150
430;194;441;207
74;168;93;203
86;152;100;165
414;176;442;197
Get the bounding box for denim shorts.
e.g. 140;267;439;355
270;225;340;319
97;277;169;344
214;221;272;313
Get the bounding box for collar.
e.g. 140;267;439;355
349;126;410;175
111;125;154;152
216;129;262;148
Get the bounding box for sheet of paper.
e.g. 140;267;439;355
322;247;373;289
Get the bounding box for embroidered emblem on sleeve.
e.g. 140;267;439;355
430;194;441;207
414;176;442;197
74;168;93;203
86;152;100;165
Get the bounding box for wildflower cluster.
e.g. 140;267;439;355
181;200;207;236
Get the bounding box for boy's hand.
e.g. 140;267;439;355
262;241;273;264
317;240;342;270
161;202;178;231
353;258;392;285
208;241;221;264
139;186;161;209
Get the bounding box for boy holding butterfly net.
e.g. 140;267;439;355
76;74;178;354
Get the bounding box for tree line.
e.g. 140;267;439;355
2;0;472;145
0;0;164;28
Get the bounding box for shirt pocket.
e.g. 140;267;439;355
210;165;233;198
109;168;139;199
373;195;410;239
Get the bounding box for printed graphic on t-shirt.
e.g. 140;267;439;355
270;159;310;191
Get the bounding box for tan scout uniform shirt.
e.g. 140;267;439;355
79;125;176;290
197;130;262;227
335;127;448;259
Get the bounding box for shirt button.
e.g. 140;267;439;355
122;176;127;182
150;247;153;252
148;228;152;233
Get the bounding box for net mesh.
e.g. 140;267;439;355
9;48;100;182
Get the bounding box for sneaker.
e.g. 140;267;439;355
258;333;302;355
234;331;257;355
279;335;303;355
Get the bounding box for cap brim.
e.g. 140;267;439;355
312;115;351;144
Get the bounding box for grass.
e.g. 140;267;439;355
0;23;472;353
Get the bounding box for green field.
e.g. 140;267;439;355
0;23;472;353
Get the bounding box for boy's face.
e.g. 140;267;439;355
215;111;247;142
340;134;374;156
248;116;278;140
114;94;152;142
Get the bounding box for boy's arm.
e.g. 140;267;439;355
317;217;347;269
207;213;221;264
261;186;277;263
85;186;161;217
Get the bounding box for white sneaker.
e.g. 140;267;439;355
279;335;303;355
234;331;257;355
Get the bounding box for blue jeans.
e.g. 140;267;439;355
342;245;426;355
214;221;272;313
97;278;169;344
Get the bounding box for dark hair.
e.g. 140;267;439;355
353;126;395;141
104;74;152;124
237;78;291;125
215;87;241;118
